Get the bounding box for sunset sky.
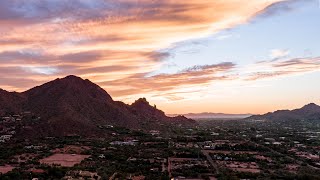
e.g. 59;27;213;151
0;0;319;114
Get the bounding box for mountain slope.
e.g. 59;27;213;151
0;75;195;136
248;103;320;121
0;89;25;115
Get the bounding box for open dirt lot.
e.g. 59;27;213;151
0;166;14;174
40;153;90;167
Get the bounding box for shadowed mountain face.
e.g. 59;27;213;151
131;98;166;119
248;103;320;121
0;89;25;115
0;75;195;137
130;98;194;124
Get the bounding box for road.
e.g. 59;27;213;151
202;150;219;174
217;127;320;170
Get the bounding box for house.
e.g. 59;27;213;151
110;140;137;146
98;154;105;159
0;135;12;141
63;170;101;180
150;130;160;136
25;145;43;150
28;168;45;174
264;138;275;142
79;171;101;179
211;132;219;136
128;175;145;180
273;142;282;145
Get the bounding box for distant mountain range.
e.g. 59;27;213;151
170;113;252;119
172;103;320;121
247;103;320;121
0;75;195;137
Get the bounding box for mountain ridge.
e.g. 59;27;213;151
247;103;320;121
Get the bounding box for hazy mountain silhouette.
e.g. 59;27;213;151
170;112;252;119
0;75;195;136
248;103;320;121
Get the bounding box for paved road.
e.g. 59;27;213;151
202;150;219;174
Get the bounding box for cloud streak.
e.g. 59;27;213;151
270;49;290;59
102;62;236;99
246;57;320;81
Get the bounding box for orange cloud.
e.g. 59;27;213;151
0;0;283;100
102;62;235;98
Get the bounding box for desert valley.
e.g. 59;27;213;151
0;76;320;179
1;0;320;179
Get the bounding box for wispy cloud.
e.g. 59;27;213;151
21;66;60;75
101;62;236;99
270;49;290;59
216;34;233;40
252;0;315;20
246;56;320;80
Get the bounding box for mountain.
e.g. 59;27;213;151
22;75;142;136
0;89;25;115
248;103;320;121
131;98;195;124
170;112;252;119
0;75;195;137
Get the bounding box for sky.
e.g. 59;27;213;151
0;0;320;114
